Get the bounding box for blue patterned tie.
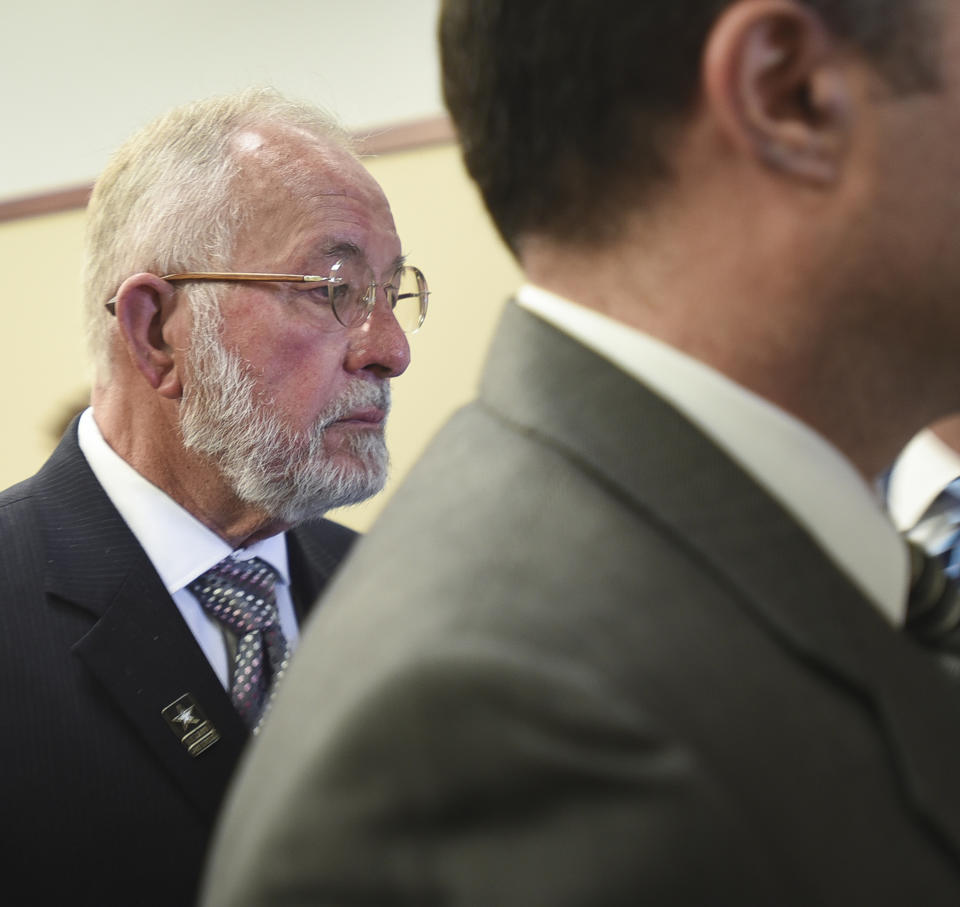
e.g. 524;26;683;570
912;477;960;580
905;540;960;647
905;481;960;670
188;556;290;731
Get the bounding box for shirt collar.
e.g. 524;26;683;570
76;408;290;593
887;429;960;532
516;284;909;626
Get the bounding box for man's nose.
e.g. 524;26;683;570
344;296;411;379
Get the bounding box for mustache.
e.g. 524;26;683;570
312;380;392;433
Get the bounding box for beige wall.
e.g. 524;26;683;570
0;208;89;481
0;142;522;531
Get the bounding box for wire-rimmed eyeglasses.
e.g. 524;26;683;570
105;259;429;334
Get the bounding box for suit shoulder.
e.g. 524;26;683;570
288;517;359;581
297;517;358;551
0;473;41;529
0;470;38;504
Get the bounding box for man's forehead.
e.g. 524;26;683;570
231;126;385;207
231;124;357;178
221;122;399;265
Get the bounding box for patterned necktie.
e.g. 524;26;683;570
188;556;290;731
904;540;960;682
908;477;960;579
905;541;960;643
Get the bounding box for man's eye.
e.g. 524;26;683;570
306;283;349;305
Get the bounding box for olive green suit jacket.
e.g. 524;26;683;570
204;302;960;906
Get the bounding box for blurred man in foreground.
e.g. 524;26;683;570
204;2;960;904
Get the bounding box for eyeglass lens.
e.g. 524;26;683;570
327;259;428;333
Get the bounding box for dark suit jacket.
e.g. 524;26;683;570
204;303;960;906
0;422;356;906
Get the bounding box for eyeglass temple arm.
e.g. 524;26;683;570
160;272;334;282
104;273;341;315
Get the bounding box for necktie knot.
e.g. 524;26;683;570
188;555;289;730
190;557;281;635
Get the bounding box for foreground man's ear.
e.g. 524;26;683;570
112;273;184;399
702;0;855;185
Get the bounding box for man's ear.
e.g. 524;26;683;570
702;0;855;184
112;273;184;399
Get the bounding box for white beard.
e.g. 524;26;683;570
179;306;390;525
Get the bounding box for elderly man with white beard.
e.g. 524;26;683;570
0;88;426;907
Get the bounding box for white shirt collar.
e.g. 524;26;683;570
76;408;290;592
887;429;960;532
516;284;909;626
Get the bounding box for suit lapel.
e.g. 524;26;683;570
287;519;358;622
70;569;248;821
35;428;246;823
480;301;960;863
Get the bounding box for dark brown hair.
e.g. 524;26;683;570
440;0;938;253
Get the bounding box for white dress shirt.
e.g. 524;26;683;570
887;429;960;545
517;284;909;625
77;407;301;688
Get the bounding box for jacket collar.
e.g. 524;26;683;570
480;301;960;862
